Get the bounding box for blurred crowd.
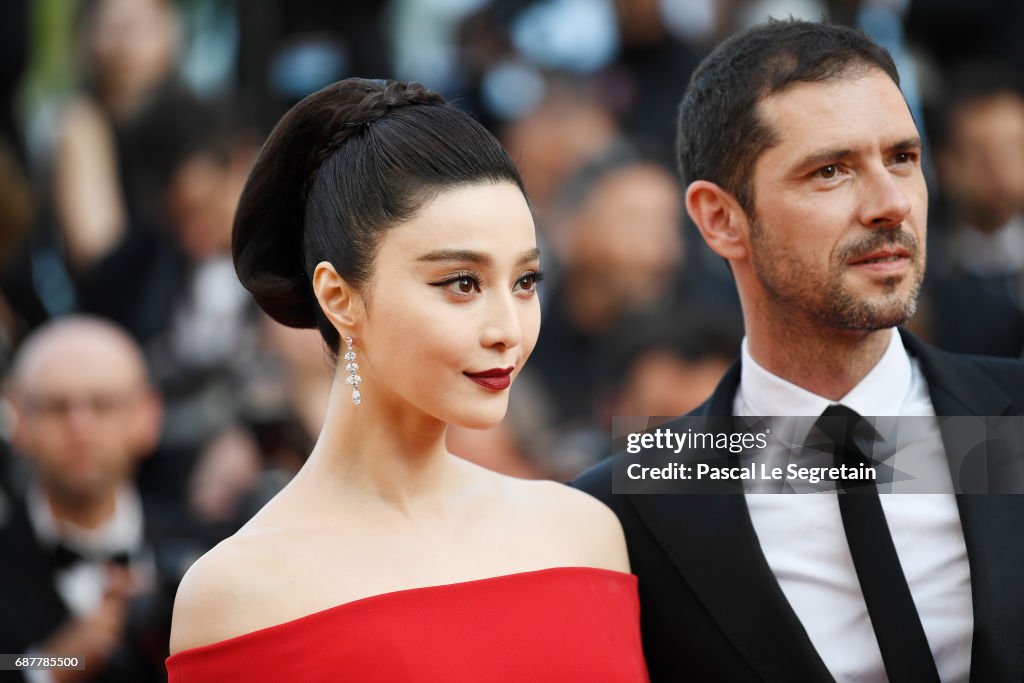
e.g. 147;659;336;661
0;0;1022;679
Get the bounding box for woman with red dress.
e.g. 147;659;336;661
165;78;648;682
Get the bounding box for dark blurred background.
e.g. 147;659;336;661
0;0;1022;679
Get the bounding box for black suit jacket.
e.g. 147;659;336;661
573;331;1024;682
0;496;176;683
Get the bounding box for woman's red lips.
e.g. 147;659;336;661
465;367;514;391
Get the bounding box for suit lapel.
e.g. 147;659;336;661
902;331;1024;681
628;361;834;682
901;331;1012;417
624;332;1023;681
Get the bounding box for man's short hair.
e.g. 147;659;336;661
677;19;900;216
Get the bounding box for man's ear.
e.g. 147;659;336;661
3;391;31;461
312;261;363;333
685;180;750;262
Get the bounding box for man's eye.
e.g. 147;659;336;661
817;165;839;179
893;152;914;164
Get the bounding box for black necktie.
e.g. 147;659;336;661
51;542;132;570
816;404;941;683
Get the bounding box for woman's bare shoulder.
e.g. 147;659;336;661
168;526;298;655
500;476;631;573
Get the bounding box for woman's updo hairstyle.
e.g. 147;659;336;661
233;78;527;355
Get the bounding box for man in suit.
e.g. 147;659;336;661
0;316;169;682
575;19;1024;682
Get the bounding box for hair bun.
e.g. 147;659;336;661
232;78;443;329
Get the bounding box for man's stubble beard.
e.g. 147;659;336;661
748;216;925;333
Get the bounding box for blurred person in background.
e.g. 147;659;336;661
182;318;333;536
236;0;392;129
526;142;685;433
0;316;172;682
499;82;620;246
602;307;742;419
905;0;1024;77
0;137;37;367
51;0;192;341
445;418;548;480
611;0;705;152
920;61;1024;357
138;94;262;455
0;0;45;358
0;0;29;165
183;426;262;533
249;317;332;460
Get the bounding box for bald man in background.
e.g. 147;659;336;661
0;316;168;682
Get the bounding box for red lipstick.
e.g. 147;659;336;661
464;367;514;391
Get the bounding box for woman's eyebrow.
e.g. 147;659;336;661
417;249;491;265
417;247;541;266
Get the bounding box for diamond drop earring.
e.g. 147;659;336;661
344;336;362;405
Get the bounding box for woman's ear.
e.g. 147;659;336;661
312;261;363;332
685;180;751;262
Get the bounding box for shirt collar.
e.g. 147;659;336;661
27;484;145;556
951;214;1024;275
739;328;912;416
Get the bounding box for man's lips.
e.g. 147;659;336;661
848;247;911;265
465;367;514;391
848;247;912;273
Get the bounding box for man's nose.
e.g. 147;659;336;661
859;168;913;229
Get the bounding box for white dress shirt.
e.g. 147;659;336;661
26;485;154;683
948;215;1024;277
735;328;973;683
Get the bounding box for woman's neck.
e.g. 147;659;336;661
300;377;457;514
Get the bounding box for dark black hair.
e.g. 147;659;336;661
677;19;900;215
555;139;677;215
233;78;527;355
133;91;256;194
931;59;1024;150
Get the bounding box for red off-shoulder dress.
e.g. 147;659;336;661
166;566;648;682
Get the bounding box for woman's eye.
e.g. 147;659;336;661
431;273;482;295
456;275;476;294
514;271;544;292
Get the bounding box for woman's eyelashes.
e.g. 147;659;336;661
513;270;544;293
430;270;482;295
429;269;544;297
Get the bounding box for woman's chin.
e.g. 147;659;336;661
451;408;508;432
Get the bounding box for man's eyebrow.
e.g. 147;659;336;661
417;247;541;266
794;147;854;173
792;136;923;174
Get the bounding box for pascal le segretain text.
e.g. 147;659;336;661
627;461;876;485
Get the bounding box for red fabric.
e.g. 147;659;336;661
167;567;649;682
